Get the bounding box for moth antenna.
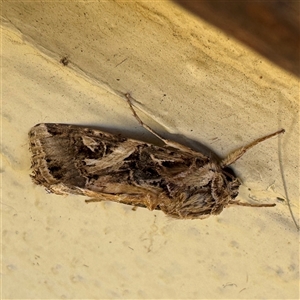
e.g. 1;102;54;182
228;200;276;207
124;93;169;143
124;93;199;153
221;129;285;167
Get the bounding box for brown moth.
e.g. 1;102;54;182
29;93;284;219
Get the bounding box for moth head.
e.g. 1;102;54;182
222;166;240;200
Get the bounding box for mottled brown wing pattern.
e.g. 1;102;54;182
29;123;243;218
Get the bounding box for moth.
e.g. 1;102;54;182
29;93;284;219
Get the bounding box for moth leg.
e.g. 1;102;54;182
124;93;201;154
221;129;285;167
84;190;161;211
228;200;276;207
85;199;104;203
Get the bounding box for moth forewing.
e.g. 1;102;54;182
29;94;284;219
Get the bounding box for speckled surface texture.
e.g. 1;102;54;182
2;1;299;299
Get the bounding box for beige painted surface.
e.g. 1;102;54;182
2;1;299;299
